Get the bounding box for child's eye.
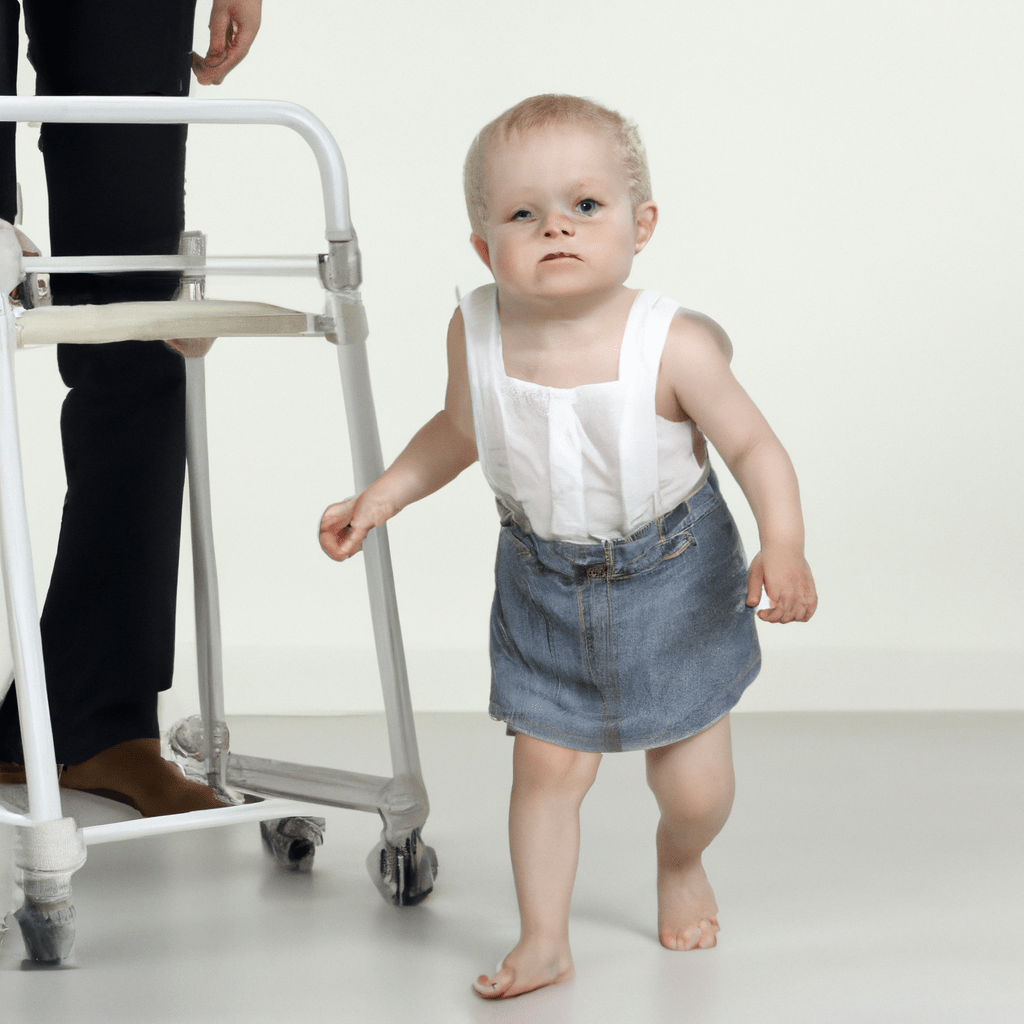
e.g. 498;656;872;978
575;199;599;215
511;209;532;221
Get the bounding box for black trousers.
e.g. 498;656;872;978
0;0;198;763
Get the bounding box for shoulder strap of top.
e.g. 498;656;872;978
617;290;682;387
618;291;682;522
460;283;499;367
459;283;506;490
460;282;500;400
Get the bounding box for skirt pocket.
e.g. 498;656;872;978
658;526;694;563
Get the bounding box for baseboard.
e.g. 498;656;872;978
739;647;1020;711
162;645;1022;718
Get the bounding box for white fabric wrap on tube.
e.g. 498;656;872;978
14;817;87;876
0;220;23;296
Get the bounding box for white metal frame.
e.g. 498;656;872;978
0;97;435;961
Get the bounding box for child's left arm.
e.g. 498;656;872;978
663;316;817;624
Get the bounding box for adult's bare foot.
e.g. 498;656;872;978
656;846;721;951
472;938;575;999
59;738;227;817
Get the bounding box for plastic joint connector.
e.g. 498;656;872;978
318;239;362;293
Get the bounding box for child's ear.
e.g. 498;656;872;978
470;233;492;269
634;201;658;253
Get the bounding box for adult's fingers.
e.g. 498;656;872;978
192;2;261;85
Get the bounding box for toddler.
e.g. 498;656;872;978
320;94;817;999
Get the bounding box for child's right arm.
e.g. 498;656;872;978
319;309;477;562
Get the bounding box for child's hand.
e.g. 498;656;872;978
745;549;817;623
319;493;396;562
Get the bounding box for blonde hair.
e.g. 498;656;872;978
463;94;652;236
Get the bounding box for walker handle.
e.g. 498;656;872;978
0;96;354;244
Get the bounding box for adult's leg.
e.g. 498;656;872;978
474;734;601;1000
0;0;199;770
0;0;18;225
645;715;735;950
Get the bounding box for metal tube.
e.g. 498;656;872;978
0;805;30;827
22;255;322;277
0;302;62;823
184;356;231;792
328;292;422;782
80;797;326;846
226;753;391;812
0;96;353;242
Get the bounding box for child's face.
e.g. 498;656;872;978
471;124;656;305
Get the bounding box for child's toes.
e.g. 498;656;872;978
660;920;719;951
472;962;513;999
473;975;499;998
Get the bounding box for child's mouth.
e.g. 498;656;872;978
541;252;580;261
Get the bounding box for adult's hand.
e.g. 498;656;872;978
192;0;262;85
165;336;216;358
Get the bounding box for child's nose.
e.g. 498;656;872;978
542;212;574;237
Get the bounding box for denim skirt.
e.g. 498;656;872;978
489;471;761;753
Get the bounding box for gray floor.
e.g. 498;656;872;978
1;711;1021;1024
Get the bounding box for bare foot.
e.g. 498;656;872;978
60;738;228;817
656;843;721;951
472;938;575;999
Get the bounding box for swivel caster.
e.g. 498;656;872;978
15;895;75;964
367;826;437;906
260;817;325;872
13;817;85;964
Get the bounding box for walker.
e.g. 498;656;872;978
0;97;436;964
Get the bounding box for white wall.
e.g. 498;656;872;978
3;0;1021;715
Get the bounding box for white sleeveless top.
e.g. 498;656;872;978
462;284;710;543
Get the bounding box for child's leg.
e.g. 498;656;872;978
645;715;735;951
474;733;601;1000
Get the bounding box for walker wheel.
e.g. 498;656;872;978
15;896;76;964
367;827;437;906
260;816;326;872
